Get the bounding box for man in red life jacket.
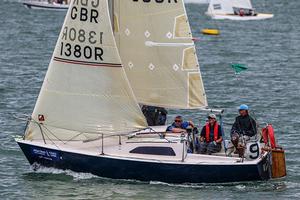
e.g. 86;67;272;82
198;114;223;154
239;8;245;16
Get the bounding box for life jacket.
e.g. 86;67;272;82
205;122;219;142
239;9;245;16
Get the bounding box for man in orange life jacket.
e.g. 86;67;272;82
198;114;223;154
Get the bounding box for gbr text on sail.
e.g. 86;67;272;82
60;0;104;62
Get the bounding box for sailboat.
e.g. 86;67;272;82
206;0;274;20
23;0;69;11
16;0;284;183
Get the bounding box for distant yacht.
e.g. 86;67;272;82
23;0;69;11
206;0;274;20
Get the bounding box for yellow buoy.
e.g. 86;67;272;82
201;29;220;35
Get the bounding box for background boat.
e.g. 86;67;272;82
206;0;273;20
23;0;68;11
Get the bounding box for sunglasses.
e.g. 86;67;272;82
175;120;182;122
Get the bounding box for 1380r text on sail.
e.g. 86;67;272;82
60;42;103;61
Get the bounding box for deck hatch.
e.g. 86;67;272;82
129;146;176;156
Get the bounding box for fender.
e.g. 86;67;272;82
262;124;276;149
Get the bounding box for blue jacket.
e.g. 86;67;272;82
166;121;190;132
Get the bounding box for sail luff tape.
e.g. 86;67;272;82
145;41;194;47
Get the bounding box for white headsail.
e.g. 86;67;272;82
26;0;147;141
207;0;253;15
114;0;207;109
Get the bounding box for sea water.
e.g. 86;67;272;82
0;0;299;199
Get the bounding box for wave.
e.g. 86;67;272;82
28;165;98;181
150;179;289;192
26;165;148;184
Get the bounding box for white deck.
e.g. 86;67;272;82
16;131;266;166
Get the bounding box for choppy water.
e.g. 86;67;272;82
0;0;299;199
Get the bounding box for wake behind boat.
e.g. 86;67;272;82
206;0;273;20
16;0;285;184
23;0;69;11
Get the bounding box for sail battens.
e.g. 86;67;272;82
53;57;122;68
145;41;194;47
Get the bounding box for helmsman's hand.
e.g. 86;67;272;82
189;121;194;127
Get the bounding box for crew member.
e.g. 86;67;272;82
198;114;223;154
166;116;194;133
231;104;257;137
239;8;245;16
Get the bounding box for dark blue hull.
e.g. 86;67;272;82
17;142;271;183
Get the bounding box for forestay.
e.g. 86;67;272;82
114;0;207;109
26;0;147;141
208;0;253;15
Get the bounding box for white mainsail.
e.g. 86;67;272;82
26;0;147;141
114;0;207;109
207;0;253;15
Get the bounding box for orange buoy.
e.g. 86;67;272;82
262;124;276;148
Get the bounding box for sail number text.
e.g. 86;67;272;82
62;27;103;44
60;27;104;61
71;0;100;23
60;42;103;61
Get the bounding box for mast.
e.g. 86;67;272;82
108;0;114;32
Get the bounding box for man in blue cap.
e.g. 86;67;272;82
231;104;257;137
